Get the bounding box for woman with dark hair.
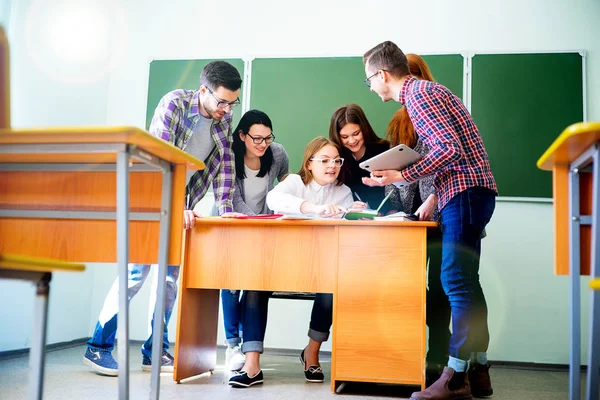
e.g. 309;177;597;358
328;104;390;213
231;109;289;215
221;109;289;372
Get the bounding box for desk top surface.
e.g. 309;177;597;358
0;253;85;274
537;122;600;170
194;217;438;228
0;126;205;169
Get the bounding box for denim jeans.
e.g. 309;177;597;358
439;187;495;361
426;227;451;365
221;289;243;347
87;264;180;358
241;291;333;354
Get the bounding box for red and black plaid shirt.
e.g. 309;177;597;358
401;76;497;210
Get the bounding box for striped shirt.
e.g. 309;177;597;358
400;76;497;210
149;89;235;215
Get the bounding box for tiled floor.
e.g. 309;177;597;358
0;344;590;399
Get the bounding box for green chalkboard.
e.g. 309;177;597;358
471;53;583;198
249;55;464;173
145;59;245;130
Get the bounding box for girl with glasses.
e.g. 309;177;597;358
228;137;364;388
221;109;290;372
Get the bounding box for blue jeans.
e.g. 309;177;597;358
426;227;451;365
221;289;243;347
241;291;333;354
439;187;495;361
87;264;180;358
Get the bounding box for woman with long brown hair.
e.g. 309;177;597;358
329;104;390;213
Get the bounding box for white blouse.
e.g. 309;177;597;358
266;174;354;214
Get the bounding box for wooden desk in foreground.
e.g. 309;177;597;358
537;121;600;400
0;127;204;400
173;218;436;392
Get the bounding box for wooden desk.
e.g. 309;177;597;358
0;254;85;400
538;121;600;400
174;218;436;392
0;127;204;400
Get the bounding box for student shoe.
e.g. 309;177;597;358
228;370;264;388
226;345;246;371
468;364;493;397
141;351;175;372
83;347;118;376
299;348;324;383
410;367;472;400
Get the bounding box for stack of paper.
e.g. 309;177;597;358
373;211;419;221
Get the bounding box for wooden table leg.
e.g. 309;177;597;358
173;288;219;382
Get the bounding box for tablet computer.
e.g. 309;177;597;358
359;144;422;172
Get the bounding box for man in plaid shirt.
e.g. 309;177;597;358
362;42;497;400
84;61;243;376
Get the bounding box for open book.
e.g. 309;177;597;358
343;190;393;220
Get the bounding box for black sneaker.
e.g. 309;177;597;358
141;351;174;372
228;370;264;388
299;348;324;383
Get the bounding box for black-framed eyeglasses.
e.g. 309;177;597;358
246;132;275;145
310;158;344;168
364;69;390;87
206;87;241;109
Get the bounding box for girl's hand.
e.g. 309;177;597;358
350;201;368;210
221;212;246;218
415;194;438;221
317;203;347;216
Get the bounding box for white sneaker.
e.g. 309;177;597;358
225;345;245;371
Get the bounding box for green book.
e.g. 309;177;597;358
343;190;393;220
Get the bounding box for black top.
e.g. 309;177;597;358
341;142;391;213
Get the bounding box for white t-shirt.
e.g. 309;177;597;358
243;165;269;214
266;174;353;214
185;115;214;185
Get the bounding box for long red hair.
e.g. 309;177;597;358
386;54;435;147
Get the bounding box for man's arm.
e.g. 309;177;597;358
148;95;181;145
212;123;235;215
402;89;464;182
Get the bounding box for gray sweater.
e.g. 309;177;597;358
232;142;289;215
386;138;439;222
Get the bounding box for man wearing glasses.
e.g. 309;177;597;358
84;61;243;376
362;42;497;400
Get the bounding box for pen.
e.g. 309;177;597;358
354;192;363;202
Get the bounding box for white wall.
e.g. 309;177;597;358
1;0;598;365
1;0;124;351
